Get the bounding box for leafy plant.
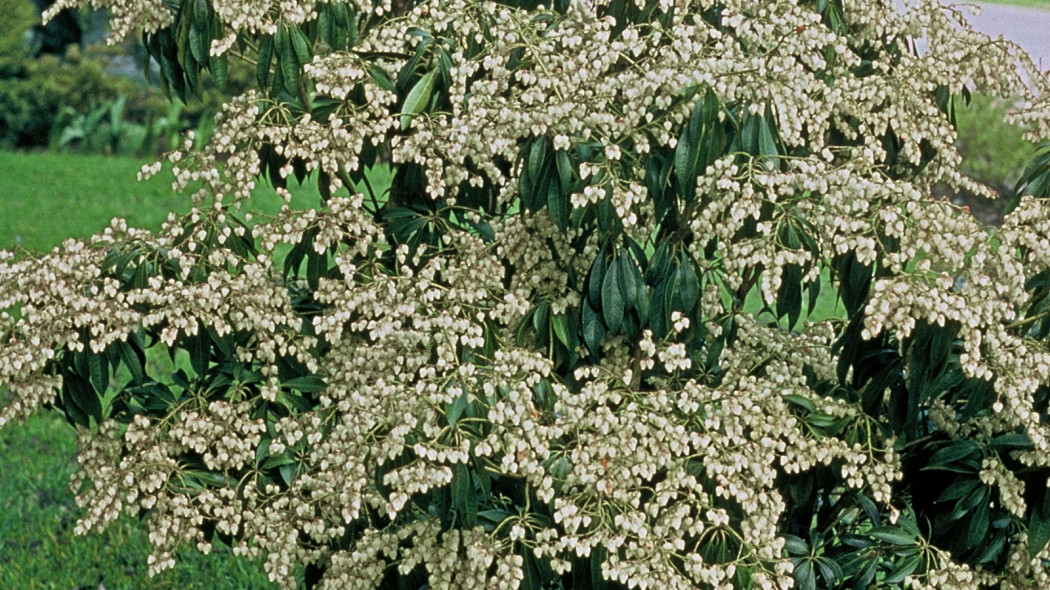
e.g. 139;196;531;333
5;0;1050;589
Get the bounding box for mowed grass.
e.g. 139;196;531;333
0;151;347;589
0;151;327;252
977;0;1050;9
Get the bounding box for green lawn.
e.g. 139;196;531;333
978;0;1050;9
0;151;328;252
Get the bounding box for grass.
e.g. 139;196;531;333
0;151;328;252
975;0;1050;9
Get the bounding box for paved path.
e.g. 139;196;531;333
969;3;1050;70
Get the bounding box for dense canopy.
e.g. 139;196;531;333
6;0;1050;588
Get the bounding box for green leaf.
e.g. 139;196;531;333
674;90;723;203
967;495;990;547
451;463;471;521
64;370;102;426
555;149;572;191
446;388;468;427
884;552;921;584
189;23;208;64
552;313;570;349
277;390;313;412
951;486;988;521
618;251;639;311
582;299;605;355
188;331;210;377
783;394;815;413
925;440;980;468
1029;487;1050;557
279;462;297;486
547;173;568;230
937;477;980;503
367;63;396;92
868;526;914;546
676;252;699;313
290;26;311;67
814;556;842;588
400;69;436;129
587;253;607;309
260;454;295;470
990;432;1031;451
976;532;1006;564
117;340;145;382
306;249;324;291
276;26;300;95
193;0;210;33
757;113;780;171
87;351;109;394
792;560;816;590
782;534;808;555
532;299;550;345
210;53;228;89
282;375;327;393
602;254;625;334
776;263;803;329
591;546;606;590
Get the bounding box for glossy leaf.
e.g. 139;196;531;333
401;69;436;129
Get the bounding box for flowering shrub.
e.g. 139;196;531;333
6;0;1050;588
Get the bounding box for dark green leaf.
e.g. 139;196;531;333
793;560;816;590
884;552;921;584
967;495;990;547
926;440;980;468
582;299;606;355
290;26;311;67
676;252;699;313
117;340;145;382
587;253;607;309
446;388;468;427
547;173;568;230
990;433;1031;451
618;251;639;311
87;351;108;394
552;313;570;349
814;557;842;587
279;462;297;486
868;526;914;546
602;254;625;334
210;53;228;89
1029;487;1050;557
757;113;780;171
193;0;209;33
782;534;808;555
937;477;980;503
276;26;300;95
367;63;396;92
64;370;102;426
189;23;208;64
282;375;327;393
